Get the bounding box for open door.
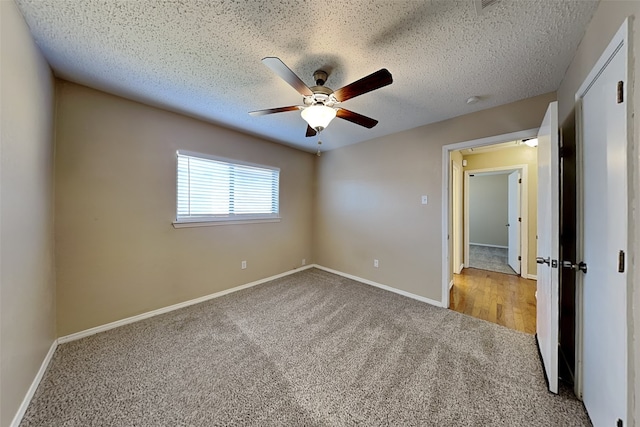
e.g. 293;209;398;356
507;170;521;274
536;101;559;394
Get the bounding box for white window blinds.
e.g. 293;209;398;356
176;151;279;223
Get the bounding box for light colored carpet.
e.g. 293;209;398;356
469;244;518;275
21;268;589;426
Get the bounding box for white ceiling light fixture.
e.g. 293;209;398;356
301;105;337;132
523;138;538;147
466;96;480;105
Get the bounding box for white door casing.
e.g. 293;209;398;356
576;20;628;427
536;101;560;394
507;170;521;274
452;162;463;274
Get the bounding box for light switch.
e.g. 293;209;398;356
421;195;428;205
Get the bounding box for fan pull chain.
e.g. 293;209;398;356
316;130;322;157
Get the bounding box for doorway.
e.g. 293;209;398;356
464;167;527;276
444;135;538;334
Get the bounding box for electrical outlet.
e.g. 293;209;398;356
302;258;306;266
241;260;247;270
374;259;379;268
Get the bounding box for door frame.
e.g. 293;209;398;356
463;165;529;279
452;162;463;274
441;128;538;308
574;17;632;407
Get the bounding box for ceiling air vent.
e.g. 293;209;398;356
475;0;499;15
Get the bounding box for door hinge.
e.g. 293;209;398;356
617;418;623;427
518;178;522;184
518;217;521;222
617;81;624;103
518;256;521;261
618;250;625;273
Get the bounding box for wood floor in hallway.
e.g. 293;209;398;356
449;268;537;334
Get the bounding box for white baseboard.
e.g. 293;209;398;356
11;340;58;427
526;273;538;280
469;243;508;249
453;263;464;274
314;265;445;308
449;279;454;290
58;265;314;344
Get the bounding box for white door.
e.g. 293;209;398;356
507;170;521;274
579;26;627;427
536;101;559;394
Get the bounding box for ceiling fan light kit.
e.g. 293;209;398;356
249;57;393;140
300;104;337;131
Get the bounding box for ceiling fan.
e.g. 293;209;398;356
249;57;393;138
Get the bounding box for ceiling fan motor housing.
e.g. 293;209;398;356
313;69;328;86
303;90;337;107
307;70;336;107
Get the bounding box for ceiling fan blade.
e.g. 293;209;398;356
333;69;393;102
262;57;314;97
306;125;317;137
249;105;302;116
336;108;379;128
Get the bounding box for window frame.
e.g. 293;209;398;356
173;150;281;228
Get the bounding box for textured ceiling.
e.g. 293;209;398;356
15;0;598;152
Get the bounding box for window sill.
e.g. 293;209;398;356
172;217;281;228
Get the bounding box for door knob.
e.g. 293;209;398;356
562;260;588;273
536;257;550;265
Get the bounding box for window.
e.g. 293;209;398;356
175;150;280;226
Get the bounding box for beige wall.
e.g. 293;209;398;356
468;174;509;247
555;1;640;424
463;146;538;277
0;2;57;426
314;92;555;302
55;82;315;336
